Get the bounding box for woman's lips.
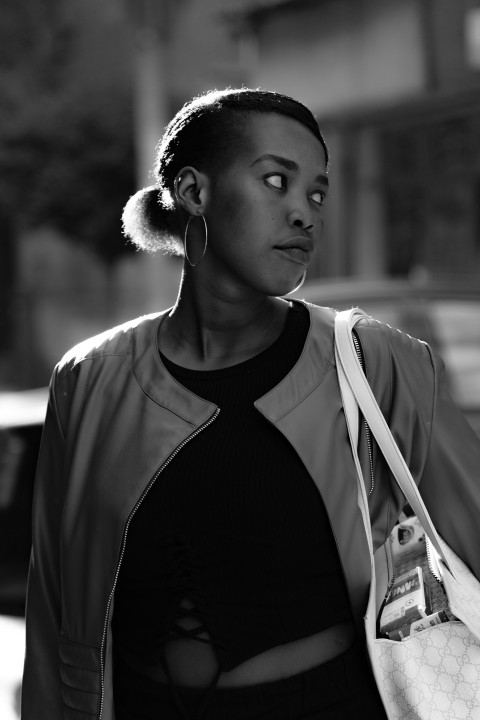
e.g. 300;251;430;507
275;246;311;265
274;236;313;266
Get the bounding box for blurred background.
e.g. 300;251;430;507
2;0;480;389
1;0;480;718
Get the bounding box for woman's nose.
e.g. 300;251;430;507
288;207;315;233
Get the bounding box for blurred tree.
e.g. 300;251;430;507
0;0;136;265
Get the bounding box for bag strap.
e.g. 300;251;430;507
334;308;448;568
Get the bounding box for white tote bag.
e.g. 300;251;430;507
335;308;480;720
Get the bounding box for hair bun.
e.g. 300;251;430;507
122;186;180;254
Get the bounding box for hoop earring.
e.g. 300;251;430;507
184;213;208;268
285;271;307;295
174;176;181;205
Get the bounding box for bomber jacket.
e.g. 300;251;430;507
21;301;480;720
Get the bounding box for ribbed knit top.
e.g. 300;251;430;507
112;301;352;672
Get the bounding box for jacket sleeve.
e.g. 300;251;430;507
21;367;65;718
359;318;480;581
417;345;480;581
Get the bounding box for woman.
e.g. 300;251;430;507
22;89;480;720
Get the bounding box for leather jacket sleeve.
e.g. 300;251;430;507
22;367;65;718
416;344;480;581
359;318;480;582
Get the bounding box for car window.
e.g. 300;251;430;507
427;301;480;409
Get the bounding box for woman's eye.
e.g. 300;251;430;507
265;174;286;190
310;190;326;206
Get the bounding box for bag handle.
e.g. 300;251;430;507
334;308;448;569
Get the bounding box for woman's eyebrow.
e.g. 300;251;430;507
251;153;329;186
251;153;298;171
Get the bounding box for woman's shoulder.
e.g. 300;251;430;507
352;311;437;426
299;300;430;361
297;299;433;368
57;310;168;374
353;311;434;369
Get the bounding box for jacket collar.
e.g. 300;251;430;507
131;308;217;429
131;301;335;426
255;301;335;421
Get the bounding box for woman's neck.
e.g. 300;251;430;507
158;282;291;371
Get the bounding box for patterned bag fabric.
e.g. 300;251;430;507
372;622;480;719
335;308;480;720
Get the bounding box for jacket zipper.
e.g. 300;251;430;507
377;534;397;627
351;330;375;496
425;534;444;584
97;407;221;720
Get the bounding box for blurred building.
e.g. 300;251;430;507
229;0;480;281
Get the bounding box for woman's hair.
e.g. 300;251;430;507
122;88;328;254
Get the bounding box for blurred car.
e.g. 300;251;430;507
0;387;48;720
292;276;480;437
0;387;47;615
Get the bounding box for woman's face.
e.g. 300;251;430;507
202;112;329;298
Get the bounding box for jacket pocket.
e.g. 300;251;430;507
59;635;101;718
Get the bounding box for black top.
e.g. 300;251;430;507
112;301;352;672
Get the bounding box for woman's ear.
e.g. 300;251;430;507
174;167;210;215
